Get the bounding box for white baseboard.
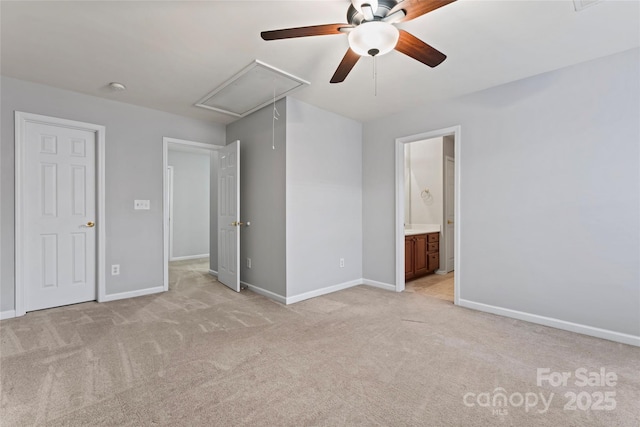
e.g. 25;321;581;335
362;278;396;292
101;286;165;302
0;310;16;320
209;269;218;277
169;254;209;262
458;299;640;347
244;278;396;305
286;279;362;305
242;281;286;304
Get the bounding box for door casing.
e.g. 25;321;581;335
395;125;461;305
14;111;106;316
167;165;174;261
162;137;220;291
444;156;455;273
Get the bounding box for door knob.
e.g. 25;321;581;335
86;221;95;228
447;220;453;225
231;221;245;227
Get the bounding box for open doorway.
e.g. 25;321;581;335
162;138;219;292
395;126;461;305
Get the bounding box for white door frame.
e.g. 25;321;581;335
444;155;455;273
162;137;220;291
14;111;106;316
167;165;175;261
395;125;462;305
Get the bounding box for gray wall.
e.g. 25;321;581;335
226;99;287;298
168;149;210;260
285;98;362;297
362;48;640;336
1;76;225;311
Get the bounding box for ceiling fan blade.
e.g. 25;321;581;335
330;48;361;83
261;24;351;40
395;30;446;67
382;9;407;24
387;0;456;23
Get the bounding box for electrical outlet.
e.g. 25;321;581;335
340;258;345;268
246;258;252;269
111;264;120;275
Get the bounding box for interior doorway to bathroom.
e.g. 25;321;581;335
395;126;461;304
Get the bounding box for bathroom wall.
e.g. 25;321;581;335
404;146;411;225
406;137;443;227
444;135;455;159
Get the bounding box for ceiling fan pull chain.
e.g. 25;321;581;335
272;85;280;150
373;55;378;97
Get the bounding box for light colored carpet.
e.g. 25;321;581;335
1;260;639;426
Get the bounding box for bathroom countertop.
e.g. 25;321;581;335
405;225;440;235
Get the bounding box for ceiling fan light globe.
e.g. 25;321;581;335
348;21;399;57
351;0;379;14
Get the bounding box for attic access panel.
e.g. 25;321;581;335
573;0;602;11
196;60;310;118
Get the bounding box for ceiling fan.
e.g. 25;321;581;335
261;0;457;83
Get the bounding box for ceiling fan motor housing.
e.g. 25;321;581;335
347;0;400;25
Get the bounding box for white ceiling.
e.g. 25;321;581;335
1;1;638;124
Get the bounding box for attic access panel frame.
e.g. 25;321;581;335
195;60;310;118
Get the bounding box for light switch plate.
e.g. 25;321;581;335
134;200;150;210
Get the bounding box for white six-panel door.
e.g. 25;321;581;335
217;140;240;292
23;121;97;311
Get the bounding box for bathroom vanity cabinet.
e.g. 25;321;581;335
405;232;439;281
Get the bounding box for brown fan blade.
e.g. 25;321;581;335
330;48;361;83
261;24;350;40
395;30;446;67
387;0;456;23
